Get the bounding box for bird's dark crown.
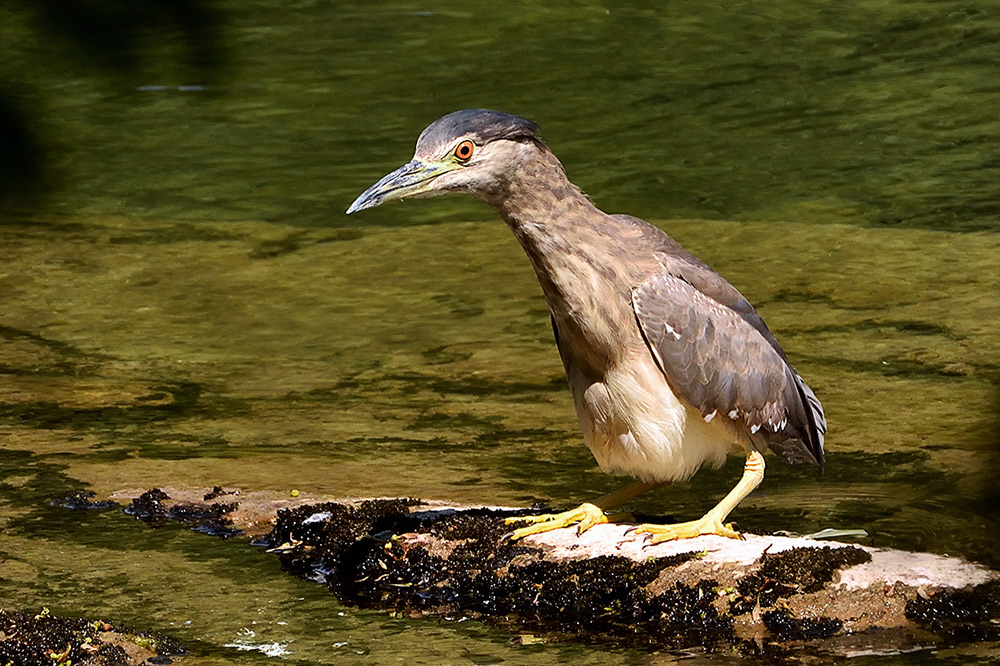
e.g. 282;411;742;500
416;109;541;152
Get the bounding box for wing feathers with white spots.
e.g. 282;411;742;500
632;272;824;467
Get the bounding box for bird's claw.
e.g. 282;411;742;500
628;516;743;544
503;502;609;541
623;524;655;545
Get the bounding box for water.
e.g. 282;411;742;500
2;1;999;663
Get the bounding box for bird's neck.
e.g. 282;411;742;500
480;147;637;372
483;148;600;258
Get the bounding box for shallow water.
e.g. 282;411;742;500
2;0;999;663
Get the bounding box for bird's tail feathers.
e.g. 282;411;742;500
794;372;826;468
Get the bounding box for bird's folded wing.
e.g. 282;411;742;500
631;272;818;461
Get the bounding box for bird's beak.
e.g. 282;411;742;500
346;158;456;214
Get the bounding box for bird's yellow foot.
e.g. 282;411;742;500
629;514;742;544
505;502;626;540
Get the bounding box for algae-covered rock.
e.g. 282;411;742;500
251;497;998;652
91;488;1000;655
0;608;185;666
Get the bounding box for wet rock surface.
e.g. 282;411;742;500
46;488;1000;657
0;608;185;666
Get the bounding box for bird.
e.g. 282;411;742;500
346;109;826;543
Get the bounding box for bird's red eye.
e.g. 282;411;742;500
454;140;475;161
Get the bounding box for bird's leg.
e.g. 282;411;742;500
630;450;765;543
505;480;666;540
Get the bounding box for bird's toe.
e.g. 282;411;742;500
631;516;743;545
504;502;610;540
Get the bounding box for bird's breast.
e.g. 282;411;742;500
506;203;655;373
543;256;635;374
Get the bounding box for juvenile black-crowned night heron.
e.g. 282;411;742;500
346;109;826;543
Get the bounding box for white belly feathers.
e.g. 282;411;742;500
575;352;738;484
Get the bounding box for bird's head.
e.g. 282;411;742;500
346;109;542;214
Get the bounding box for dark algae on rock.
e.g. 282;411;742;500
761;610;843;641
906;579;1000;642
733;545;872;612
257;501;739;649
49;489;1000;656
124;488;242;538
252;498;1000;652
258;498;419;582
50;491;120;512
0;608;185;666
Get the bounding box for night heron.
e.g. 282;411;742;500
346;109;825;542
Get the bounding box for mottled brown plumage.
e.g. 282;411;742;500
347;109;825;541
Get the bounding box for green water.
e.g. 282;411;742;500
2;1;999;663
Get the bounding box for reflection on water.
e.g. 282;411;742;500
2;0;999;663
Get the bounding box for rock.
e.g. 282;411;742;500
103;488;1000;655
0;608;185;666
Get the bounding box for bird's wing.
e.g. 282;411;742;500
611;214;789;359
632;272;825;467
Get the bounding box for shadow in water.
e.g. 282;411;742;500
970;375;1000;565
0;0;226;215
0;89;45;206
